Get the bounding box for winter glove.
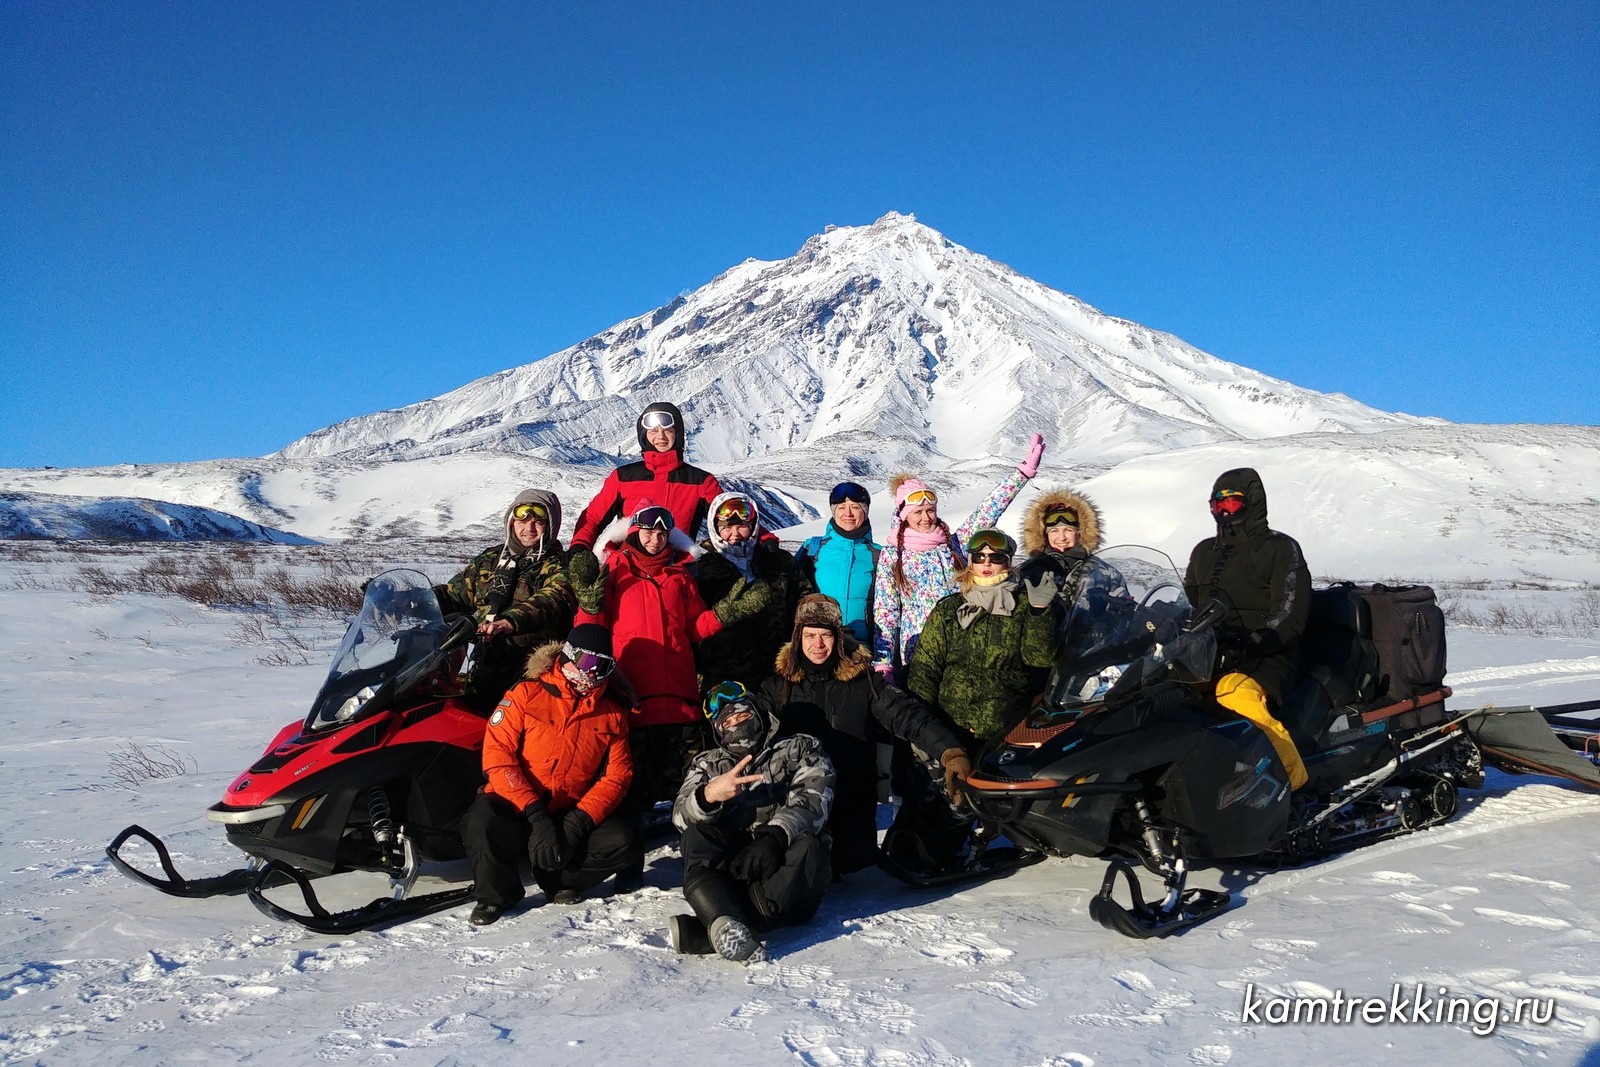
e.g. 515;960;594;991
1215;624;1251;650
1016;432;1046;479
524;803;569;871
728;825;787;882
713;578;773;625
873;664;896;684
1022;571;1060;610
560;808;594;853
483;553;522;617
567;549;606;615
939;747;973;806
1245;628;1282;655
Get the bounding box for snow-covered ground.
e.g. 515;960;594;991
2;545;1599;1066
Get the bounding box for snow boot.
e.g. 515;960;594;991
708;915;767;965
468;902;505;926
669;913;715;955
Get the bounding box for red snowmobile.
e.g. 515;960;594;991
107;569;490;933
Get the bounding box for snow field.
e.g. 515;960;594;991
2;552;1600;1065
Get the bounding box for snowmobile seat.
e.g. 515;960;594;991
1279;586;1382;753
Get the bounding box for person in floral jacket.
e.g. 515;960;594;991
871;433;1046;682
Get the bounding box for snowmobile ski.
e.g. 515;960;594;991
1087;857;1234;939
105;824;257;898
247;858;473;934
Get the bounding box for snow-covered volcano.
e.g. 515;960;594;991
3;213;1596;585
274;212;1424;474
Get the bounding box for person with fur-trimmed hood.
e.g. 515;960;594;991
667;680;835;965
694;491;801;692
1184;467;1311;790
568;401;724;550
432;488;576;707
460;624;641;925
567;500;772;890
871;433;1046;683
1016;487;1102;596
759;594;967;875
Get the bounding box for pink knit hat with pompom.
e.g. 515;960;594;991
891;475;935;513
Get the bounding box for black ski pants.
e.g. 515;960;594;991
679;820;831;933
462;791;642;907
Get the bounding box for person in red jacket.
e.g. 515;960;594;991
460;624;642;925
568;502;771;890
568;401;723;550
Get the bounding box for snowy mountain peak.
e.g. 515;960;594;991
273;217;1424;475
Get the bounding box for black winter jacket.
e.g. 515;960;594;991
1183;467;1312;703
693;536;800;690
758;638;959;873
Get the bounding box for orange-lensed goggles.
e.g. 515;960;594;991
715;500;755;526
902;488;938;508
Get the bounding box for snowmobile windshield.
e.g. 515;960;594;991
306;569;449;732
1045;547;1203;708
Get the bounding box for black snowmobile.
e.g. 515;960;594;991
961;547;1485;938
107;569;490;933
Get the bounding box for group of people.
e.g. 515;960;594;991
435;401;1314;964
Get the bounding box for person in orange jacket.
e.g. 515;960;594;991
460;623;642;925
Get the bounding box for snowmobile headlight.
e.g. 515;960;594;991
331;686;378;726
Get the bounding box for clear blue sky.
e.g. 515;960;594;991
3;2;1596;468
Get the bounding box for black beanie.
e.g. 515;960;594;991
564;623;613;660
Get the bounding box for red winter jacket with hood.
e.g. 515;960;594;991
569;401;723;549
577;515;724;727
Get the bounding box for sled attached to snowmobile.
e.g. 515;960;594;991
106;569;491;933
957;547;1484;938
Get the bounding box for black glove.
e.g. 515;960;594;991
728;825;787;882
1215;624;1251;650
713;578;773;625
524;803;568;870
567;549;606;615
1245;628;1281;655
560;808;594;853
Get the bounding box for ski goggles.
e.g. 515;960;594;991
714;499;755;527
561;642;615;681
966;529;1014;563
1210;489;1246;518
902;488;937;508
702;680;753;721
511;502;548;522
829;481;871;507
1041;506;1079;529
639;410;676;431
632;505;675;531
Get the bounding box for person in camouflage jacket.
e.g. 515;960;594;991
668;681;835;964
434;488;577;706
906;528;1061;739
884;529;1059;876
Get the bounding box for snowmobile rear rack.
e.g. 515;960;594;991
105;824;258;898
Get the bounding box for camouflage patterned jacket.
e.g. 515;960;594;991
434;544;576;641
673;733;836;847
907;587;1060;739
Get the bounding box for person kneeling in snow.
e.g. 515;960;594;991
460;624;641;926
667;681;835;965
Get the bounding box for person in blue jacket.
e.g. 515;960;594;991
795;481;880;646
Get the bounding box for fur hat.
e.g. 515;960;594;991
793;593;844;631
